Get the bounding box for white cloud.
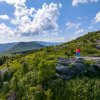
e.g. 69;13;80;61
66;21;84;37
88;26;93;30
0;14;9;20
11;4;36;25
66;21;81;29
75;28;84;34
75;28;85;38
0;23;13;37
75;23;82;29
78;16;88;20
94;12;100;23
72;0;98;6
66;22;75;29
11;3;61;37
0;0;26;5
0;2;61;38
45;37;66;42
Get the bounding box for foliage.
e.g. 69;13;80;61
0;31;100;99
0;75;3;89
38;59;56;83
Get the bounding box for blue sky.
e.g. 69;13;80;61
0;0;100;43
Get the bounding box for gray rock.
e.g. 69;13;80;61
95;40;100;43
56;74;72;80
88;65;98;75
56;57;100;80
0;68;9;78
75;58;84;63
57;57;68;61
55;66;74;76
96;44;100;49
58;61;70;66
91;60;100;71
71;63;87;75
58;57;72;66
95;60;100;65
7;91;17;100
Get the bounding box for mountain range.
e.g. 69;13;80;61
0;41;62;54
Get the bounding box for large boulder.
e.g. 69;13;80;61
56;57;100;80
96;44;100;49
6;91;17;100
58;57;72;66
71;63;87;76
0;68;9;78
57;57;68;61
95;40;100;43
74;58;84;63
91;60;100;70
88;60;100;75
88;65;97;73
56;74;72;80
88;65;98;76
55;66;72;76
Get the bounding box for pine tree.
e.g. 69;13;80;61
0;74;3;89
21;62;29;75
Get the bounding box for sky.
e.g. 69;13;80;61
0;0;100;43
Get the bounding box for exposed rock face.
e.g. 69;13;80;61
95;40;100;43
0;68;9;78
56;66;74;76
57;57;72;66
56;74;72;80
6;91;17;100
93;61;100;70
96;44;100;49
56;58;100;80
74;58;84;63
71;63;87;76
56;58;87;80
88;60;100;75
58;57;85;64
88;65;98;75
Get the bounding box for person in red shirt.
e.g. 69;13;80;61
76;48;81;58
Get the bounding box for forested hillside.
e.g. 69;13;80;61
0;31;100;100
6;42;44;53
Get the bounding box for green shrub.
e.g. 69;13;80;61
38;59;56;83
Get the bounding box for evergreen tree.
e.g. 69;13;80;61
21;62;29;75
0;74;3;89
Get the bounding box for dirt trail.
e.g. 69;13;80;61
81;57;100;60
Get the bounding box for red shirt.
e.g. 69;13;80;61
76;49;81;53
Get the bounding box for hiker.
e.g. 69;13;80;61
76;48;81;58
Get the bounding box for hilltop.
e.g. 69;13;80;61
54;31;100;57
0;31;100;100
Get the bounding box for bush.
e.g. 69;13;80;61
3;71;11;81
21;62;29;75
0;75;3;89
38;59;56;83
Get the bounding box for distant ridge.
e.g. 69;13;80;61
0;41;62;54
0;43;16;52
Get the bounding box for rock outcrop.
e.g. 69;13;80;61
6;91;17;100
96;44;100;49
88;60;100;75
56;57;100;80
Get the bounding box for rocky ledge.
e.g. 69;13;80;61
55;57;100;80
